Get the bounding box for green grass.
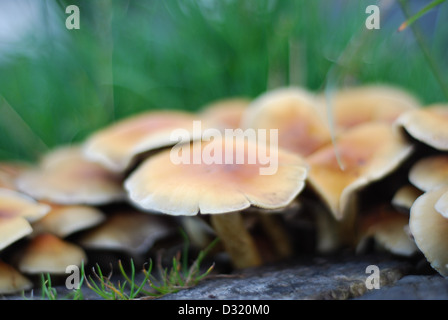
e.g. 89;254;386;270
23;236;219;300
0;0;447;162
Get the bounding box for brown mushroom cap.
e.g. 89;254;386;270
16;146;125;205
31;203;106;238
318;85;419;134
395;104;448;150
200;98;251;131
306;122;414;220
241;87;331;157
125;136;308;215
357;205;418;257
79;211;174;254
409;187;448;277
0;260;33;295
409;155;448;192
83;110;203;172
18;233;87;275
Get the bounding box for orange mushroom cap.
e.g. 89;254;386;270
16;146;125;205
306;122;414;220
318;85;419;134
125;136;308;216
241;87;331;157
83;110;203;172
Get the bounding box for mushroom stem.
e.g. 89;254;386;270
210;212;262;269
258;214;293;259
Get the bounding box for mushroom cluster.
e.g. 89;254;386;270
1;84;447;296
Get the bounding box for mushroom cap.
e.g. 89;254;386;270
409;187;448;277
357;205;417;257
391;184;423;213
306;122;414;220
318;85;419;134
0;217;32;252
0;260;33;294
79;211;174;254
83;110;202;172
18;233;87;275
125;136;308;216
0;188;50;223
241;87;331;157
16;146;125;205
395;104;448;150
31;203;106;238
0;188;50;251
409;155;448;192
200;98;251;130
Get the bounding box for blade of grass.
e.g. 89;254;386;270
398;0;448;100
398;0;447;31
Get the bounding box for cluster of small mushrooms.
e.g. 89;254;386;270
1;84;448;295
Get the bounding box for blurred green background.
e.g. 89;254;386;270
0;0;447;162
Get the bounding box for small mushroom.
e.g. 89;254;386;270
124;136;308;268
79;211;175;255
356;205;418;257
31;203;106;238
241;87;331;157
200;98;251;131
409;187;448;276
0;260;32;295
395;104;448;151
318;85;419;134
391;184;423;213
306;122;414;221
83;110;202;173
16;145;125;206
409;155;448;192
17;233;87;275
0;189;50;251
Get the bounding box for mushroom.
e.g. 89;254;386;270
409;155;448;192
16;145;125;206
391;184;423;213
241;87;332;157
306;122;414;221
0;260;32;295
356;205;418;257
409;187;448;277
199;98;251;131
317;85;420;134
124;136;308;269
82;110;203;173
78;210;175;256
395;104;448;151
31;203;106;238
17;233;87;275
0;189;50;251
